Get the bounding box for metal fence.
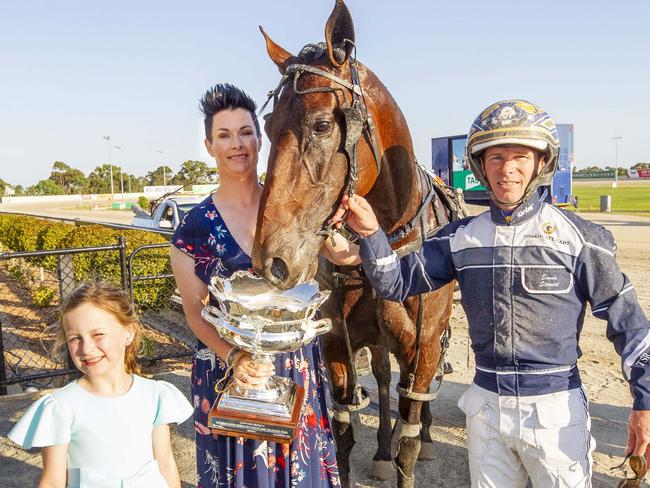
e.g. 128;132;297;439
0;238;193;395
127;242;194;361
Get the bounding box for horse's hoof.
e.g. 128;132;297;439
418;441;435;460
371;459;394;480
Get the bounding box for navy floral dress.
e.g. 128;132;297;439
172;195;340;488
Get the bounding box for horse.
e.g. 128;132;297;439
251;2;461;486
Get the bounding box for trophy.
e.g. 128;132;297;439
201;270;332;443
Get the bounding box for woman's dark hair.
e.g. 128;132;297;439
200;83;260;141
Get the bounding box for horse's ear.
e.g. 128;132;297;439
325;0;355;67
260;26;294;74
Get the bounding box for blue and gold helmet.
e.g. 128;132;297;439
466;100;560;199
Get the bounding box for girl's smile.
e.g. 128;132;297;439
63;302;134;393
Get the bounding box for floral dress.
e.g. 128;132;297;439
172;195;340;488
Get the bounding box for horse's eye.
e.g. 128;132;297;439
314;120;331;134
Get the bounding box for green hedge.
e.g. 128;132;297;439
36;222;76;270
0;214;172;310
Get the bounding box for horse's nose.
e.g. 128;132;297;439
270;257;289;283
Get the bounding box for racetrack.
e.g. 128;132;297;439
1;205;649;487
0;198;135;224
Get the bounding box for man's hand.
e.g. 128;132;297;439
329;194;380;238
626;409;650;458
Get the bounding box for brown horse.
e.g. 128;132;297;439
252;2;459;487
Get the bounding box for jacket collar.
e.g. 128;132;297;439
489;191;542;226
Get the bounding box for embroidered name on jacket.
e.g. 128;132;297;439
522;233;571;246
521;268;573;294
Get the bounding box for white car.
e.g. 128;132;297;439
131;195;205;231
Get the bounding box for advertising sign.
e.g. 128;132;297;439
143;185;183;194
637;169;650;178
450;137;486;193
553;124;573;204
573;171;615;179
431;137;450;183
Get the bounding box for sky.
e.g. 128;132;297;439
1;0;649;187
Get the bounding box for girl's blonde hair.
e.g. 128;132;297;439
53;281;143;375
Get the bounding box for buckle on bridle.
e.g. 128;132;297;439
611;454;647;487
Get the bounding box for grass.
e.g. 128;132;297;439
572;182;650;216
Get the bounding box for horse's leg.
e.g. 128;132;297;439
393;396;423;488
322;335;356;488
418;400;436;460
330;404;358;488
388;290;452;488
369;345;393;481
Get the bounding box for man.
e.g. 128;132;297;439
332;100;650;486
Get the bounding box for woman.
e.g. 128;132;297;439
170;84;346;487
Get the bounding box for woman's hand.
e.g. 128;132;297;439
231;350;276;390
329;194;380;238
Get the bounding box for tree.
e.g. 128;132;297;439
123;173;144;192
172;160;215;185
632;162;650;170
27;179;64;196
86;164;121;194
50;161;87;194
14;185;25;195
144;165;175;186
0;178;8;195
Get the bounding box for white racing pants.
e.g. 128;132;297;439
458;383;596;487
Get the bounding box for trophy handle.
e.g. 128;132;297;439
305;318;332;341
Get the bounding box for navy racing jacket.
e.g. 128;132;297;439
359;191;650;409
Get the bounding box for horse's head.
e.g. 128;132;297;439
253;0;410;288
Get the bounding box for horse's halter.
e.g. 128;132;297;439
258;43;382;242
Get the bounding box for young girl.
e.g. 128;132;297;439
8;281;193;488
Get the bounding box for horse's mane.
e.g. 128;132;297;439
295;42;346;65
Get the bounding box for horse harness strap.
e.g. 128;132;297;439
331;387;370;418
258;60;382;196
397;301;452;402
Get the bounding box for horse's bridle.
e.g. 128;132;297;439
258;45;385;243
259;47;382;196
259;44;459;249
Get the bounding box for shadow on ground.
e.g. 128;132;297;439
1;372;646;487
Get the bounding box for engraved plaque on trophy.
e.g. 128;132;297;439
201;270;331;443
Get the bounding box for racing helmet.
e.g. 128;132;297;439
466;100;560;202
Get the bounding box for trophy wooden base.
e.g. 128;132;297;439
208;384;305;444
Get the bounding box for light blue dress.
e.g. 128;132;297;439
8;375;193;488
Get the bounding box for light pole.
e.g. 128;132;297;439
612;136;623;187
114;145;125;200
157;149;166;191
102;136;114;199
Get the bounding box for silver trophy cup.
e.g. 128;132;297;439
201;270;332;442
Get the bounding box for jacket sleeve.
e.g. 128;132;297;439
358;227;456;302
574;225;650;410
